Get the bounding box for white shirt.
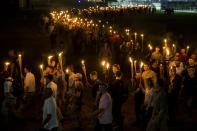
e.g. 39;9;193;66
24;72;36;92
43;96;58;130
47;81;58;99
4;80;13;96
98;92;113;124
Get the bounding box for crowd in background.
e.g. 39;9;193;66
0;6;197;131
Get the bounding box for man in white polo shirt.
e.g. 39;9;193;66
95;83;113;131
42;88;58;131
46;74;57;99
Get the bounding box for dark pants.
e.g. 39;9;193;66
134;92;144;124
95;120;112;131
168;95;178;123
112;102;123;130
142;106;153;127
135;102;143;124
42;127;58;131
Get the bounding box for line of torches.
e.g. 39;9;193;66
39;52;111;84
3;39;188;73
82;5;152;14
147;39;190;59
3;7;191;86
50;8;190;59
50;10;145;50
129;57;144;85
40;52;112;84
3;40;190;87
50;10;191;58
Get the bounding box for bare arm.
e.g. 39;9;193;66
42;114;51;127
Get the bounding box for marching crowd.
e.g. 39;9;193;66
1;45;196;131
0;6;197;131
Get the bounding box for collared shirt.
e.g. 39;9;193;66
24;72;36;93
47;81;57;99
43;96;58;130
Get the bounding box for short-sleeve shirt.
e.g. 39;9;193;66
43;96;58;130
24;72;36;92
98;92;113;124
47;81;58;99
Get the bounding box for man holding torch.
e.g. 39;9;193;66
24;66;36;106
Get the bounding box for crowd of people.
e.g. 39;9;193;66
81;5;156;18
0;6;197;131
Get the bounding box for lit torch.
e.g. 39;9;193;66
48;55;53;66
58;52;63;71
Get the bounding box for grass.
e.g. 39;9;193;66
0;8;197;131
91;11;197;48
